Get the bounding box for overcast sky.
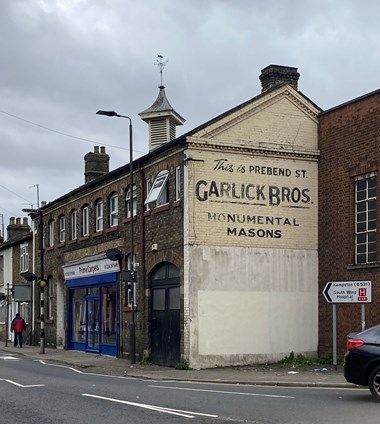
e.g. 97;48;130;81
1;0;380;239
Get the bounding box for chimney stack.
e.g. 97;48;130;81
259;65;300;93
7;217;31;241
84;146;110;183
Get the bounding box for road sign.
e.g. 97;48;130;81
323;281;372;303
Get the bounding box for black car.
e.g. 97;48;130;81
344;324;380;401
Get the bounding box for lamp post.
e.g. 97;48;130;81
96;110;136;364
22;208;46;354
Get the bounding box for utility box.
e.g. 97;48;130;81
13;284;31;302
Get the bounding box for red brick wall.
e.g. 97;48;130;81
318;91;380;357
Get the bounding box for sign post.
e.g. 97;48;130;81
323;281;372;370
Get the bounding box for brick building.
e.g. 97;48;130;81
319;89;380;356
4;64;324;368
0;218;32;342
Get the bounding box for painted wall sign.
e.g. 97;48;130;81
189;153;318;249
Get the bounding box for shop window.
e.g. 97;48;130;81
59;215;66;243
72;288;86;342
70;210;77;240
95;199;104;232
145;170;169;207
20;243;29;273
355;174;376;264
126;184;137;218
109;193;119;227
101;285;117;344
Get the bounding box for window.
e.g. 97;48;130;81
82;206;89;236
0;255;3;284
20;243;29;273
355;174;376;264
175;166;181;201
95;199;104;232
109;193;119;227
145;170;169;206
59;215;65;243
48;220;54;247
126;253;136;272
145;179;152;211
48;276;54;320
70;210;77;240
126;184;137;218
127;282;137;308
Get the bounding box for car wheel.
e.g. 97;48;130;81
369;365;380;401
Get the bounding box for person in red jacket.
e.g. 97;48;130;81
11;313;27;348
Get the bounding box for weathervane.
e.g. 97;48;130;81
154;54;168;86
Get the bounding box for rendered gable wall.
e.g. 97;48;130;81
183;85;320;368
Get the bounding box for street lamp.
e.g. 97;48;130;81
97;110;136;364
22;207;46;354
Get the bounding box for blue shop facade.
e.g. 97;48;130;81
63;254;120;357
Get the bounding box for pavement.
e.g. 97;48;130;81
0;344;355;389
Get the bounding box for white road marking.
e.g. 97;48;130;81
82;393;218;419
0;356;20;361
38;360;83;373
0;378;44;388
149;384;295;399
37;360;137;379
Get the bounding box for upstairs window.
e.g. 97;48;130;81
95;199;104;232
109;193;119;227
126;184;137;218
82;206;89;237
355;174;376;264
48;220;54;247
145;179;152;212
20;243;29;273
175;166;181;201
59;215;66;243
70;210;77;240
145;170;169;207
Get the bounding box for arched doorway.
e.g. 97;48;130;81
150;262;180;366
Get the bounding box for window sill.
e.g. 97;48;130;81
173;200;181;208
68;239;78;245
153;203;170;214
79;235;90;242
122;306;137;312
143;210;151;217
93;231;104;238
347;262;380;270
123;216;137;224
57;242;65;248
106;226;119;234
47;246;54;251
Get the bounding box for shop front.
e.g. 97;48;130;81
63;254;120;357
